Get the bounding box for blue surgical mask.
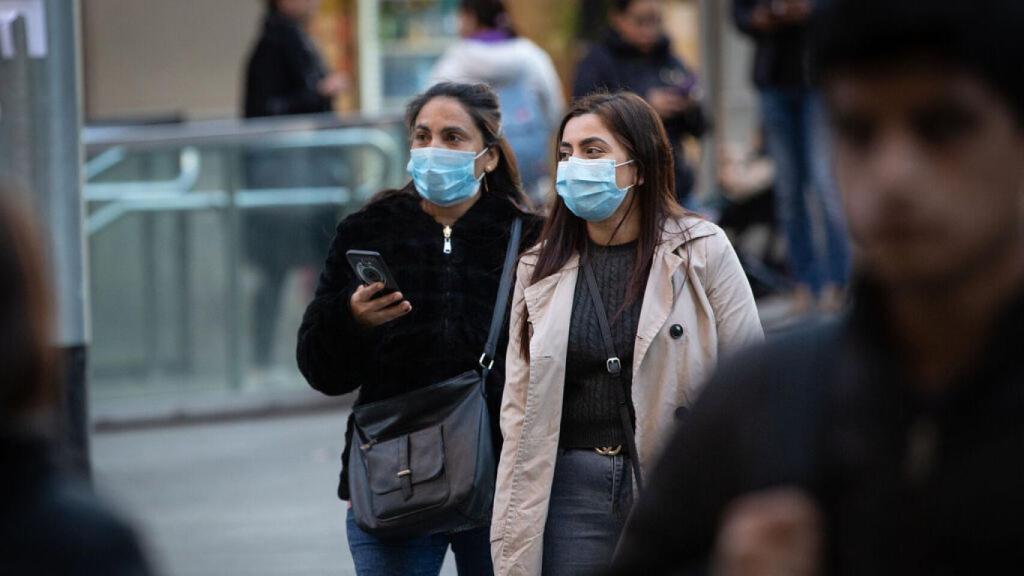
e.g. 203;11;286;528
407;147;488;207
555;157;635;222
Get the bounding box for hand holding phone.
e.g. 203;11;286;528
346;250;411;327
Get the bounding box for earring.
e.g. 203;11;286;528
483;171;490;193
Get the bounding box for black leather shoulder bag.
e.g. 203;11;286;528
348;217;522;537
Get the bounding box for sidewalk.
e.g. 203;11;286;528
93;410;458;576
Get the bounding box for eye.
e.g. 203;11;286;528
558;150;571;160
585;146;605;157
833;115;876;152
446;133;465;143
413;132;429;143
912;108;977;148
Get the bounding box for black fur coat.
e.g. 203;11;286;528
296;184;540;499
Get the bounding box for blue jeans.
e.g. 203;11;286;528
760;88;850;294
346;508;493;576
542;449;634;576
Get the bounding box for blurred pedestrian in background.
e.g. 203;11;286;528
609;0;1024;573
0;190;152;576
573;0;709;207
734;0;850;314
243;0;348;375
491;92;761;576
297;82;540;576
430;0;565;206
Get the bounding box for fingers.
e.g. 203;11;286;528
357;299;412;328
350;283;412;328
370;300;413;324
713;488;822;576
364;290;405;313
352;282;385;302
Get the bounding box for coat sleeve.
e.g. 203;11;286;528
295;218;376;396
705;230;764;355
491;259;532;571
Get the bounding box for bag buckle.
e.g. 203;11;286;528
396;469;412;478
479;353;495;370
606;357;622;375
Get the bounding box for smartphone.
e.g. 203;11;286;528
345;250;401;296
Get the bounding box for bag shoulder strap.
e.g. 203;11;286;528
581;257;645;491
479;217;523;373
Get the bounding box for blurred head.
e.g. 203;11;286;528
521;92;682;354
814;0;1024;291
269;0;320;23
0;190;55;425
458;0;517;37
405;82;528;209
610;0;664;54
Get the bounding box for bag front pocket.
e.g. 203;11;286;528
362;425;449;520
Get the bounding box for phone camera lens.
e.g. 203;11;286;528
357;262;383;284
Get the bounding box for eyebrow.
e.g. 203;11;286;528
559;136;611;148
414;124;471;135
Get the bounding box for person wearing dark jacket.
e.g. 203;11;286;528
0;192;151;576
733;0;850;313
296;82;540;575
607;0;1024;574
242;0;348;371
244;0;344;118
573;0;708;205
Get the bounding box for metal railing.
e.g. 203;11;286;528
84;113;408;394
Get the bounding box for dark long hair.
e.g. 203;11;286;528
0;190;56;423
394;82;530;211
519;91;686;355
460;0;518;36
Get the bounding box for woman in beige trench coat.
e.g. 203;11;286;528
490;92;764;576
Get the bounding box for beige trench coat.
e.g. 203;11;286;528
490;216;764;575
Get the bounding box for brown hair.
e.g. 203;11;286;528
396;82;531;211
0;190;56;421
519;91;689;355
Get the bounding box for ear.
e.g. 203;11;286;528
485;146;500;173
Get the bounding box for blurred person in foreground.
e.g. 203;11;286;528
608;0;1024;574
573;0;708;207
0;191;151;575
243;0;347;373
430;0;565;205
733;0;850;313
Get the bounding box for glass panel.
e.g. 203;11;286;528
84;117;408;412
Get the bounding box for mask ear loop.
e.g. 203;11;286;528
615;159;638;192
475;145;492;187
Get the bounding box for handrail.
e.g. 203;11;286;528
85;147;202;201
83;112;405;151
83;125;405;236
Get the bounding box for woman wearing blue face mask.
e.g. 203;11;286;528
490;92;763;576
297;82;540;576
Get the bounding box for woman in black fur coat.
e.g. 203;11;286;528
296;82;540;575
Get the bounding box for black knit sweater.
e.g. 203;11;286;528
296;184;540;499
560;240;646;449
